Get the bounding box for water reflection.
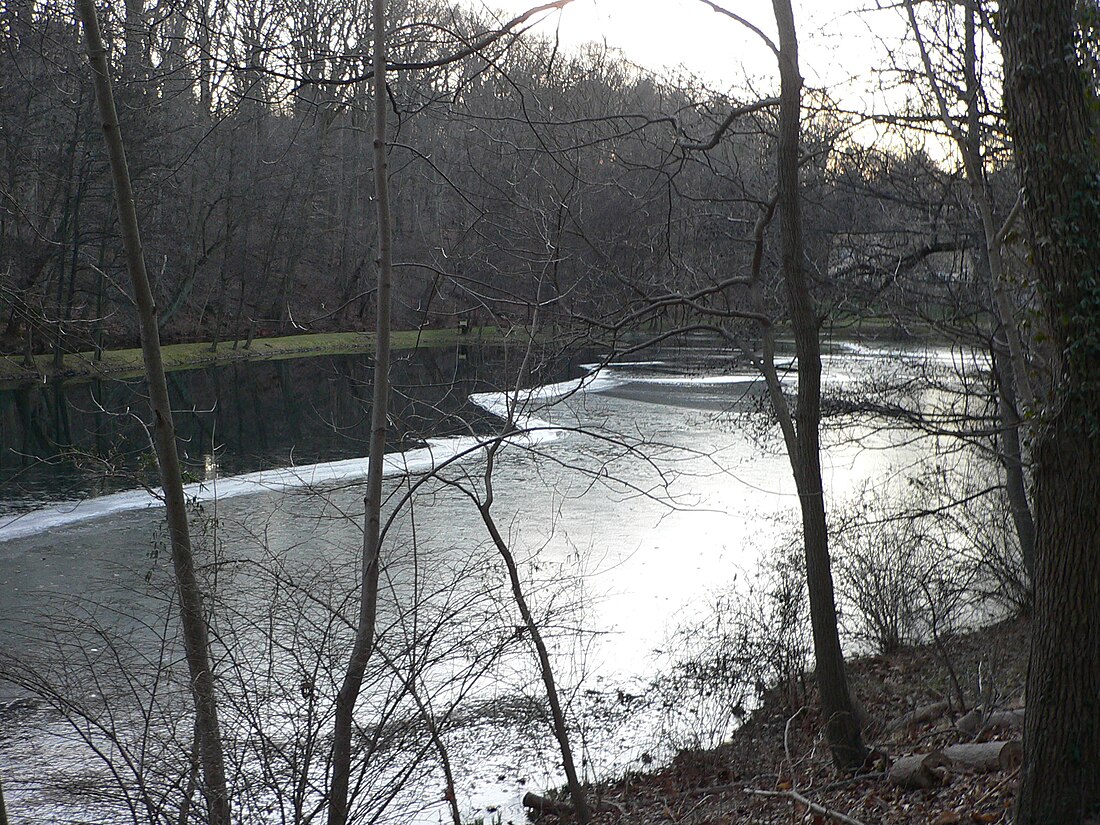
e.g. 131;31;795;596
0;344;598;512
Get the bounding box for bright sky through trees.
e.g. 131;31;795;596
478;0;907;100
478;0;964;162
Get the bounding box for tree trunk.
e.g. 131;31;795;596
1001;0;1100;821
76;2;230;823
771;0;867;771
992;344;1036;578
479;497;590;824
327;0;392;821
123;0;145;80
1016;417;1100;823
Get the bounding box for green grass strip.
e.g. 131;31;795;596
0;327;514;384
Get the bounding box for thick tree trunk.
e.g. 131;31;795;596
327;0;392;821
76;2;230;823
771;0;867;771
1001;0;1100;821
1017;416;1100;822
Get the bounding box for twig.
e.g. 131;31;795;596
972;766;1020;808
746;787;869;825
783;706;808;775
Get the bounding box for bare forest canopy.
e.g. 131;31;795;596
1;0;1022;364
4;0;1100;823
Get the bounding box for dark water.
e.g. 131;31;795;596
0;343;602;513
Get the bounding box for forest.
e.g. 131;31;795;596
0;0;1098;823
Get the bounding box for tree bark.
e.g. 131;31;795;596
76;2;230;823
1000;0;1100;821
771;0;867;771
887;752;949;790
327;0;392;821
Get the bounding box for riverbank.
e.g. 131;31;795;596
0;327;515;385
1;314;951;387
530;617;1029;825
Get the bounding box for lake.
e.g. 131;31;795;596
0;337;980;823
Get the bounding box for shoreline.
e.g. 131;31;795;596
532;616;1030;825
0;316;943;388
0;327;513;387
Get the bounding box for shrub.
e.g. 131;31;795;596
831;482;974;655
651;541;811;749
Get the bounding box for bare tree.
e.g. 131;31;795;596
466;352;591;824
903;0;1037;577
75;0;230;822
766;0;867;771
327;0;393;820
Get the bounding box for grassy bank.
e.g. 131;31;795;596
0;327;515;385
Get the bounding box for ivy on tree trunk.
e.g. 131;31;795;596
1001;0;1100;821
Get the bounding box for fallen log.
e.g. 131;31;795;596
956;708;1025;736
985;709;1025;729
887;751;950;790
943;741;1022;772
522;792;622;817
522;792;575;817
886;700;951;735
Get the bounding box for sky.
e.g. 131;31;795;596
470;0;965;162
475;0;911;102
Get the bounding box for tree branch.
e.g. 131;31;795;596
678;97;781;150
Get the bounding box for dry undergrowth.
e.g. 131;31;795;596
539;618;1030;825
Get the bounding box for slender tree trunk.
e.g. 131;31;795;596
960;2;1035;578
947;0;1037;413
93;212;109;360
971;225;1037;578
123;0;144;80
51;111;83;370
196;0;213;113
905;0;1037;578
327;0;392;820
771;0;867;771
76;3;230;823
477;472;589;823
1001;0;1100;821
992;343;1036;578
